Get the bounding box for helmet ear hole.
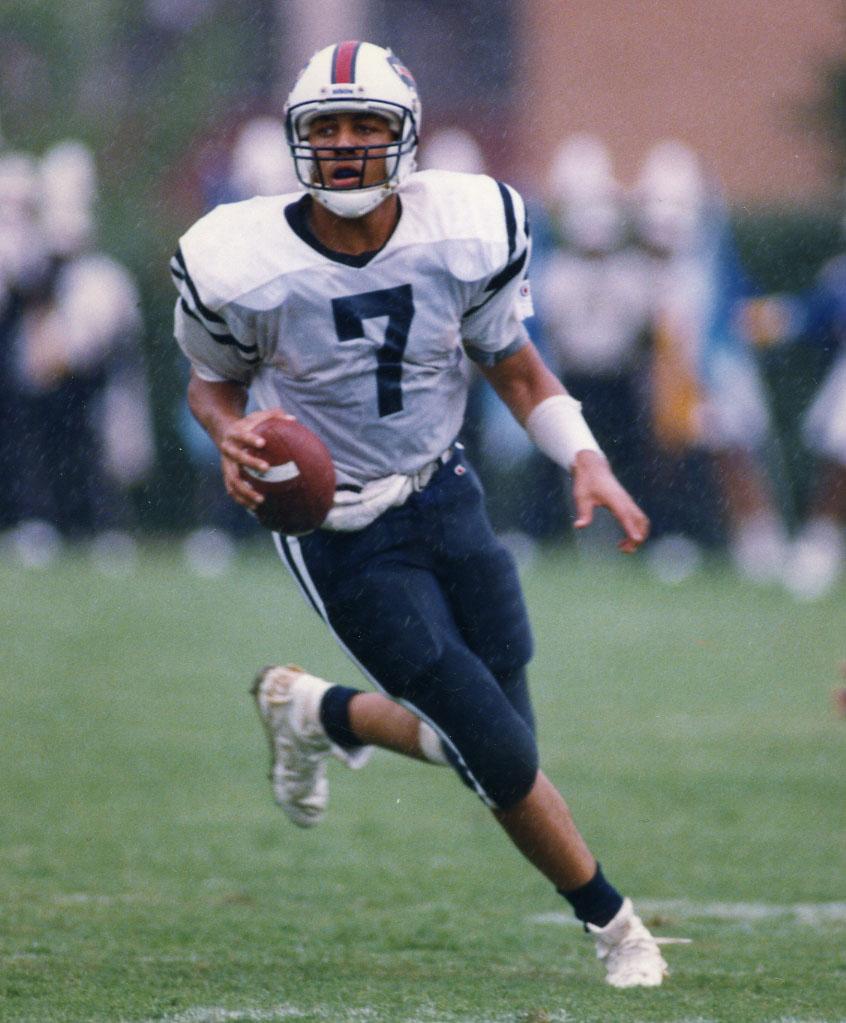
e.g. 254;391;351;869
283;41;420;218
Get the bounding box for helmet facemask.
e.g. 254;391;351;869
287;101;417;217
283;42;421;219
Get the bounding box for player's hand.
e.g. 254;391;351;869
570;450;650;554
218;409;295;510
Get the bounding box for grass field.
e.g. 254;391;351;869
1;542;844;1023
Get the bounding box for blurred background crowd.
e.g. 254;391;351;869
1;0;845;599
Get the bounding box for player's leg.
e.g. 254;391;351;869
263;547;668;984
432;479;537;735
340;690;438;761
417;462;645;919
273;457;588;865
711;446;787;583
308;554;541;808
493;770;594;890
272;463;542;804
784;458;846;599
267;461;670;984
255;653;668;985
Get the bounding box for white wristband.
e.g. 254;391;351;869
525;394;603;470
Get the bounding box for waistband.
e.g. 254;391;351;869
336;443;457;496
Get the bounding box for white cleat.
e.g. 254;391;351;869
587;898;669;988
251;665;372;828
252;665;331;827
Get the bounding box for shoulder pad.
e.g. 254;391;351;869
175;194;302;311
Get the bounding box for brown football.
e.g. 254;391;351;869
243;417;336;534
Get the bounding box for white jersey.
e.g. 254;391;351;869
537;248;650;377
172;169;532;486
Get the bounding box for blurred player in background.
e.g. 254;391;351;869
537;134;651;545
750;217;846;600
628;140;787;583
5;140;152;570
172;40;678;988
0;143;47;540
782;251;846;600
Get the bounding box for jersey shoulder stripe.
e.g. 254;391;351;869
170;246;259;360
458;179;530;318
177;296;259;363
462;248;528;320
175;193;313;312
170;247;227;325
401;170;529;269
496;180;517;261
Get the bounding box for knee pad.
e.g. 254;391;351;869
439;714;539;810
400;648;540;809
482;739;539;809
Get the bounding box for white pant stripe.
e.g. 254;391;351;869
273;533;494;807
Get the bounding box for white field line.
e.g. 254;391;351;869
51;893;846;925
529;899;846;927
138;1010;326;1023
136;1010;846;1023
133;1010;307;1023
136;1010;575;1023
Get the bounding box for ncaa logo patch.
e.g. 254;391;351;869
517;278;535;318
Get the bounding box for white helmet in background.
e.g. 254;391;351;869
284;40;420;218
230;116;298;198
419;127;486;175
633;140;705;255
548;133;623;254
40;139;98;256
0;152;39;219
0;152;42;283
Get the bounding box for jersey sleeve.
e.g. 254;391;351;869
460;181;534;366
170;242;260;384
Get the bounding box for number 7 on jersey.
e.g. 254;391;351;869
332;284;415;417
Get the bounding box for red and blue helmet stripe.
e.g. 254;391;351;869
330;40;361;84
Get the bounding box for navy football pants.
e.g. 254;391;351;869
274;450;540;809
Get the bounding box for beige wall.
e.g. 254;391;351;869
519;0;845;202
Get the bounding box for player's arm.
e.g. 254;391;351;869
186;371;289;511
479;340;650;553
171;237;290;511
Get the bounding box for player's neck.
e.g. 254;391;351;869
307;195;400;256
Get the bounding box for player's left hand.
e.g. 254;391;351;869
570;450;650;554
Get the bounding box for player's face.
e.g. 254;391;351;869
306;112;396;190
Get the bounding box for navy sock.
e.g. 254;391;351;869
558;863;624;929
319;684;364;750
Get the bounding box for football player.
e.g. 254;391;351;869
628;141;787;582
776;250;846;600
172;40;672;987
537;133;651;513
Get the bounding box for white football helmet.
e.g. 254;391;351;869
230;116;299;198
633;140;706;255
0;152;43;284
548;133;623;254
284;40;420;218
40;140;98;256
419;127;486;175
